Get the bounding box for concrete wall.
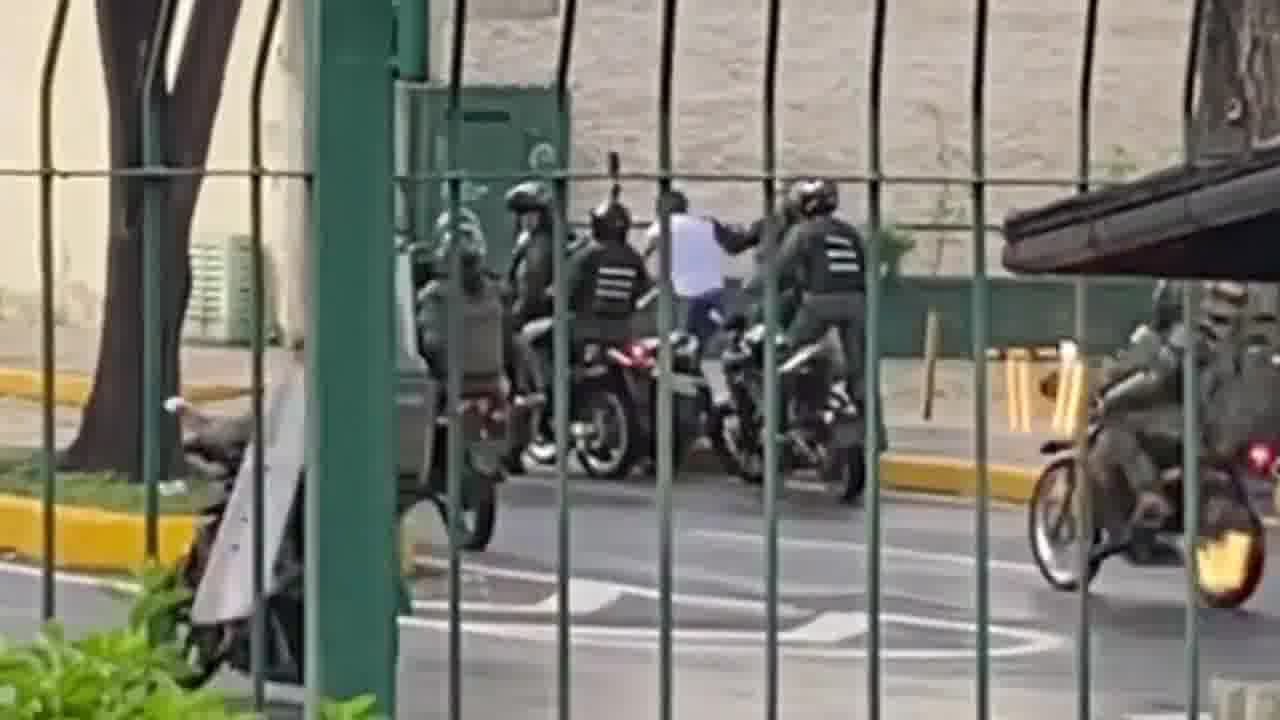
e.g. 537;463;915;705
0;0;1193;334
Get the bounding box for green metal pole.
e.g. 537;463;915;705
396;0;428;80
1181;283;1201;720
1073;2;1099;718
761;2;781;719
304;0;398;714
140;0;179;560
864;1;887;717
249;0;283;709
969;1;991;718
552;4;579;720
656;3;678;720
444;4;468;720
37;0;71;623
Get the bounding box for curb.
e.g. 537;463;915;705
0;368;249;408
0;452;1037;573
682;445;1039;504
0;494;195;571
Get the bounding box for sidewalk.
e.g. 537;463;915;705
0;317;1048;467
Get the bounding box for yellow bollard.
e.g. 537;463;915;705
1002;349;1020;432
1015;349;1033;433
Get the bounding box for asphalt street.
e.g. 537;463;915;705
1;441;1278;719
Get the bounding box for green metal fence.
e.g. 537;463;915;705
5;0;1218;718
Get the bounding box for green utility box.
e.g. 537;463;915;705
396;83;571;274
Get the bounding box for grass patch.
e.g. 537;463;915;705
0;448;218;515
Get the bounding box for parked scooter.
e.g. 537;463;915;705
707;321;865;503
160;365;506;688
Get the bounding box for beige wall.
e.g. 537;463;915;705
1;0;1193;331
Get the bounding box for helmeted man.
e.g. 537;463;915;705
719;185;807;331
416;213;506;394
566;193;653;345
759;180;885;457
504;181;558;329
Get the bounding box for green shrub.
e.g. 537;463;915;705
0;563;385;719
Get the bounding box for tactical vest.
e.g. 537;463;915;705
1198;281;1279;349
801;217;865;295
591;263;641;316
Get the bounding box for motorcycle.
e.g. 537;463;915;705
159;369;506;689
1027;416;1268;609
570;323;711;479
707;322;865;503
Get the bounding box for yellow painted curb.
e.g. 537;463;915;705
0;368;248;408
882;452;1039;504
0;494;196;571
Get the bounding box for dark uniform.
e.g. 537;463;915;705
567;197;653;346
416;215;506;395
752;179;887;452
504;181;557;329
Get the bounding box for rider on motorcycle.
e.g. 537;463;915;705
502;181;564;400
417;213;506;394
719;184;807;330
567;192;653;345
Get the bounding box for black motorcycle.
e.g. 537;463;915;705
707;323;865;503
569;327;710;479
161;384;506;690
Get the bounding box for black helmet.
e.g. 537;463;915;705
590;199;632;244
656;188;689;216
786;178;839;217
505;181;553;214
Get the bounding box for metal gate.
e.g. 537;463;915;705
4;0;1221;718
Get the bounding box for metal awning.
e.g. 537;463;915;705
1001;146;1280;280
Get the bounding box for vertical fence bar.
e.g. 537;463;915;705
248;0;283;709
552;3;579;720
1183;0;1207;161
1181;283;1201;720
760;1;782;718
1073;2;1100;718
968;1;991;718
863;1;887;717
1179;5;1205;718
140;0;180;559
655;2;678;719
445;2;469;720
37;0;71;623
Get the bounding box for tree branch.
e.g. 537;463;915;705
168;0;245;229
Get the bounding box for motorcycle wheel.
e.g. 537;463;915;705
1027;457;1103;592
707;401;763;485
168;531;230;690
575;384;640;480
1194;482;1266;609
434;476;498;552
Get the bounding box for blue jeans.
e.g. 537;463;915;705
683;288;724;347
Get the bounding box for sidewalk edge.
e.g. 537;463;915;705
0;368;248;408
0;494;194;571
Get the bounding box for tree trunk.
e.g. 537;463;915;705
1192;0;1280;159
61;0;244;476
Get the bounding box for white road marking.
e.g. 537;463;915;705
689;529;1041;576
412;578;623;616
1123;714;1208;720
401;608;1067;661
414;555;812;618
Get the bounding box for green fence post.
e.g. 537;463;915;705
968;1;991;717
305;0;398;713
656;3;678;720
37;0;71;622
864;1;887;716
1073;2;1100;717
140;0;180;560
551;4;579;720
760;2;781;719
248;0;284;709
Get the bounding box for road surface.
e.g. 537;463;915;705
1;462;1276;719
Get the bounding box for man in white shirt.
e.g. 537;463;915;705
643;189;728;345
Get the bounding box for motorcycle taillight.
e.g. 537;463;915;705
1248;442;1275;474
